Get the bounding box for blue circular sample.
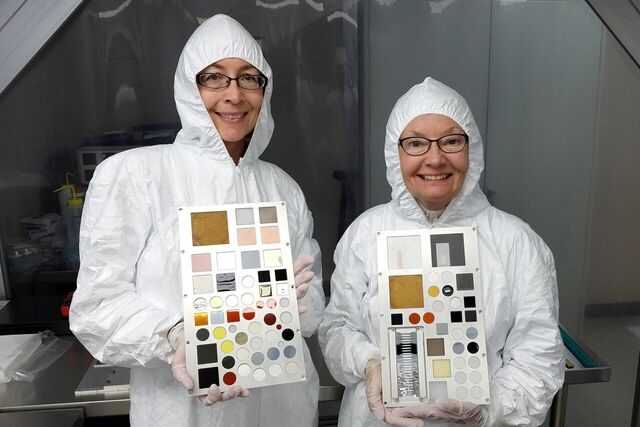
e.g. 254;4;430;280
452;342;465;354
283;345;297;359
466;327;478;339
267;347;280;360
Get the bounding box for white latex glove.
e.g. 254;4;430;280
391;398;489;426
293;256;315;314
364;358;423;427
168;321;250;405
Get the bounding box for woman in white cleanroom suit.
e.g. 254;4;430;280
319;78;564;426
70;15;324;427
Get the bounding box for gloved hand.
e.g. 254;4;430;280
364;358;423;427
293;256;315;314
168;321;250;405
391;398;488;425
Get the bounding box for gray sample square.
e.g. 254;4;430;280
430;233;465;266
236;208;254;226
456;273;474;291
216;273;236;292
259;206;278;224
241;250;261;269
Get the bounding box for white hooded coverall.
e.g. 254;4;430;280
70;15;324;427
318;78;565;426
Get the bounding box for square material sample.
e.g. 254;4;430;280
178;202;307;395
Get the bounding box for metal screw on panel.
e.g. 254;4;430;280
186;341;190;345
181;250;185;254
286;243;290;246
281;202;286;206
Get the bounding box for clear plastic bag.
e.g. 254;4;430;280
12;330;73;382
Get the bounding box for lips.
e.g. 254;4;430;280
418;174;451;181
216;112;246;121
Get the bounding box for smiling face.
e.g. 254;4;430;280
197;58;264;162
399;114;469;211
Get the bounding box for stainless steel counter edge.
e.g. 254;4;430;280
0;386;344;417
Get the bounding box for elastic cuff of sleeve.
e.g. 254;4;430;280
356;345;381;379
167;320;184;350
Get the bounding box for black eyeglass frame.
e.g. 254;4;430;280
398;133;469;156
196;72;269;90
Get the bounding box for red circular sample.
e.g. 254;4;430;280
276;324;282;330
256;301;265;309
223;372;236;385
408;313;420;324
243;308;256;320
264;313;277;325
423;312;435;324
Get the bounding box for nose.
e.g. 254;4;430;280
422;143;446;166
223;80;243;104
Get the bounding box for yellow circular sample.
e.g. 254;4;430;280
428;286;440;297
213;327;226;340
220;340;234;353
210;296;223;308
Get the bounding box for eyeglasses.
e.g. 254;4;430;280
398;133;469;156
196;72;268;90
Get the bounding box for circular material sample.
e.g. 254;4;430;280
213;327;226;340
251;352;265;365
442;285;454;296
253;368;266;381
226;295;239;307
455;387;468;400
269;364;283;377
442;271;453;283
223;372;236;385
454;357;466;369
282;328;295;341
238;363;251;376
242;275;255;288
449;297;462;309
267;347;280;360
235;332;248;345
194;298;207;311
285;362;298;374
280;311;293;324
250;337;263;350
466;327;478;339
220;340;234;353
467;342;480;354
452;342;465;354
470;386;483;399
427;272;439;283
432;301;445;312
428;286;440;297
408;313;420;325
256;301;265;309
210;296;223;309
266;298;277;309
222;356;235;369
283;345;297;359
452;328;464;340
228;325;237;333
265;330;278;343
264;313;277;326
249;321;261;334
280;298;290;307
237;348;250;361
196;328;209;341
276;324;282;330
468;356;481;369
241;293;254;305
243;308;256;320
469;371;482;384
454;372;467;384
423;312;435;324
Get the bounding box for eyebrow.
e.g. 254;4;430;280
403;127;464;138
203;63;260;74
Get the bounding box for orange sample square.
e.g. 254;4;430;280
194;312;208;326
191;211;229;246
260;226;280;244
237;228;257;245
227;310;240;322
389;275;424;309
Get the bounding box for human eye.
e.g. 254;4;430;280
239;74;262;89
441;135;466;148
199;73;227;88
406;138;427;148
